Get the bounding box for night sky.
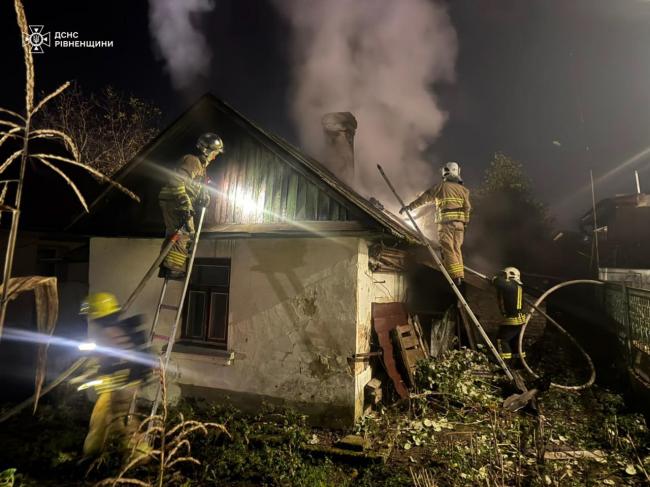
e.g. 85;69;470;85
1;0;649;228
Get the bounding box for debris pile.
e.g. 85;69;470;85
355;348;650;486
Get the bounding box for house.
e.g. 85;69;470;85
68;94;418;426
579;192;650;288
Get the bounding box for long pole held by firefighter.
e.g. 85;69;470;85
377;164;514;382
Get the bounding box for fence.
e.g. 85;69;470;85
600;282;650;386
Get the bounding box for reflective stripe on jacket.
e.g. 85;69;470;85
492;276;526;325
407;180;471;224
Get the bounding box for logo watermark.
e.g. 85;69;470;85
24;25;113;53
24;25;50;54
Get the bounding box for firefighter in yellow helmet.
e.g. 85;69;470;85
401;162;471;286
77;292;152;459
492;267;527;369
158;133;224;279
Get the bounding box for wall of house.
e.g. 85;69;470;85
90;236;367;426
354;241;406;417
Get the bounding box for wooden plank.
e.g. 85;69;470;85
262;156;276;223
372;303;409;399
217;157;233;223
406;348;425;365
295;177;307;220
250;150;264;224
394;321;427;387
305;183;318;220
271;161;284;220
286;171;299;219
317;190;330;220
396;324;412;334
329;200;341;221
399;335;419;349
279;164;290;219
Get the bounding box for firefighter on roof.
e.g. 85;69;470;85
76;292;152;459
492;267;527;368
401;162;471;286
158;133;224;279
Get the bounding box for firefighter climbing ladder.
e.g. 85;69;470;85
377;165;515;382
122;206;207;418
149;206;207;417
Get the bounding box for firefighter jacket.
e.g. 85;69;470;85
492;276;526;325
79;315;153;394
407;179;471;224
158;154;208;214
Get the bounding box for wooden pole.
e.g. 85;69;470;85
590;170;600;271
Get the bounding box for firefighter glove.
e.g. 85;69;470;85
196;190;210;209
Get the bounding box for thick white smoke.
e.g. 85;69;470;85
148;0;215;91
273;0;457;211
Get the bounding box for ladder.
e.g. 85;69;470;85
147;206;207;418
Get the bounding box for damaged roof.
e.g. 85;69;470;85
68;93;420;242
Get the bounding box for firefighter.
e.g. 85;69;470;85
77;292;152;459
492;267;527;369
400;162;471;286
158;133;224;279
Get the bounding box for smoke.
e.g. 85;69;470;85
273;0;457;210
148;0;215;91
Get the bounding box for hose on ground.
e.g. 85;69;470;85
465;266;601;391
518;279;602;391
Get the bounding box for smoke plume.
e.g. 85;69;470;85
273;0;457;210
148;0;215;91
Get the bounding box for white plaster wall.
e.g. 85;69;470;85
90;236;361;420
353;241;406;418
355;240;373;418
89;238;166;325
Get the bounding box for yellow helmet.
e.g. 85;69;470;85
80;292;121;319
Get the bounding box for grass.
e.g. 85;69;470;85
0;349;648;486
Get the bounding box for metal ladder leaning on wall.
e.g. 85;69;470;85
148;206;207;418
122;206;207;418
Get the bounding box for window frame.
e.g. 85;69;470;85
181;257;231;349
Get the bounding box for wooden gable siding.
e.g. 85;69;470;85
206;137;348;226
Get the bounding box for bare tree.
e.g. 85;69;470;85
0;0;140;337
36;84;162;176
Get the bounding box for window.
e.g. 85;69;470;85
182;258;230;348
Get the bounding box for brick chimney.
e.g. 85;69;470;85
321;112;357;185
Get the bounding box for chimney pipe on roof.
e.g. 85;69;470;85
321;112;357;185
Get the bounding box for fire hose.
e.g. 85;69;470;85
465;265;600;391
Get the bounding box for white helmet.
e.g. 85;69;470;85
503;266;522;284
441;161;461;181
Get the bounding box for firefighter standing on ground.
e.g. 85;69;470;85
77;292;152;458
492;267;527;369
400;162;471;286
158;133;224;279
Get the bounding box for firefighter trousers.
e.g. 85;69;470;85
159;200;195;273
497;324;525;369
437;221;465;279
83;386;137;457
